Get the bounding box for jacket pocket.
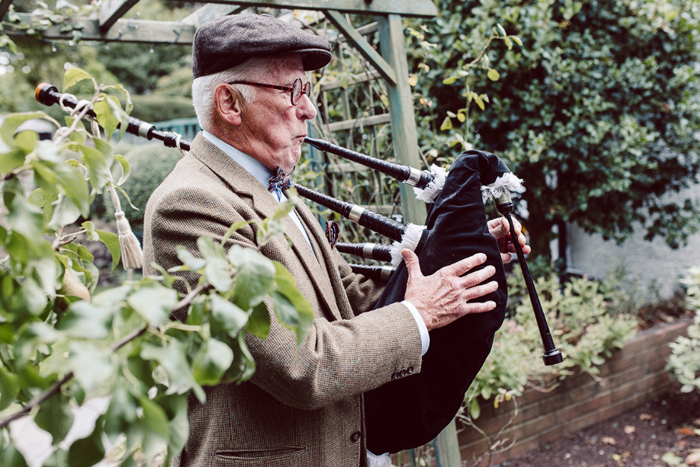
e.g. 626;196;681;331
215;446;305;461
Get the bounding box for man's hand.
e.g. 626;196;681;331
402;250;498;332
488;217;531;264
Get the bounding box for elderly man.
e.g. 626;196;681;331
144;13;526;467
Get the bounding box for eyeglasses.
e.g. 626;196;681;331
228;78;311;106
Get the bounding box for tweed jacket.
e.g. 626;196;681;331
143;134;423;466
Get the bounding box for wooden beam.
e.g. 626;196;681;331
0;0;13;22
323;10;396;87
180;4;246;28
98;0;141;32
320;69;381;91
162;0;438;18
377;14;426;224
326;113;391;132
4;14;195;44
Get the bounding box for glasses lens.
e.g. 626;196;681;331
292;79;302;105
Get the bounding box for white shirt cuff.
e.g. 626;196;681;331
401;300;430;356
367;450;392;467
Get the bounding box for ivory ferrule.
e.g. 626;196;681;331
363;243;375;258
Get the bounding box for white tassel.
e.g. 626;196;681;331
115;210;143;270
107;177;143;270
389;223;426;267
481;173;525;203
413;164;447;203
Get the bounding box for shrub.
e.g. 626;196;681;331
468;266;639;418
666;267;700;393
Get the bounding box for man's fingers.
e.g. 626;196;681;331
460;265;496;288
445;253;488;277
464;280;499;302
461;300;497;316
500;252;513;264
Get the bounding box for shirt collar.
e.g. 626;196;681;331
202;130;273;188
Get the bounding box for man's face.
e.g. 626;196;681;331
237;56;317;174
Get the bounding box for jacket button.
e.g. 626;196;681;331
399;369;407;377
407;365;414;375
391;372;397;380
350;431;361;443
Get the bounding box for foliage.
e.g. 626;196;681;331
666;266;700;393
467;265;639;420
406;0;700;257
0;69;313;465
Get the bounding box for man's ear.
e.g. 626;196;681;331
214;84;243;126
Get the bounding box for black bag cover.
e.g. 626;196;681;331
364;150;510;453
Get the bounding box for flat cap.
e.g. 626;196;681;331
192;14;332;78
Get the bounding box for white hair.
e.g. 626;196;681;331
191;56;291;131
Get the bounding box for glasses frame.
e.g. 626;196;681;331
228;77;311;106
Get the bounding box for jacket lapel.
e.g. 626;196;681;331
188;134;343;322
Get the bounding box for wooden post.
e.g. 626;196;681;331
376;14;427;225
432;419;462;467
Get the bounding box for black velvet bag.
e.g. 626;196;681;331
364;150;511;454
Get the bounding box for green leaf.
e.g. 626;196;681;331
127;284;178;327
0;365;20;410
504;36;513;50
440;116;453;131
20;277;48;316
6;194;43;243
137;395;170;458
106;95;129;141
32;160;90;217
496;23;507;37
63;67;94;91
192;337;234;386
474;94;486;111
228;245;275;310
104;383;138;440
140;341;205;402
470;397;481;419
0;443;28;467
95;229;120;270
175;246;206;271
442;75;459;85
48;194;82;229
272;262;314;345
68;341;114;393
58;301;112;338
161;394;189;456
78;144;109;190
113;154;130;185
511;35;523;46
0;112;46;146
487;68;500;81
68;420;105;467
0;148;27;175
35;392;74;445
93;96;119;142
210;293;248;336
14;129;38;154
247;301;271;339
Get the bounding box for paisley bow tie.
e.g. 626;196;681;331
268;166;291;192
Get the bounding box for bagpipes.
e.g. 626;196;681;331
34;83;563;453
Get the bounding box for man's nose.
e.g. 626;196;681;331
296;93;317;121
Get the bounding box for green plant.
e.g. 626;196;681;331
406;0;700;258
0;68;312;465
666;266;700;393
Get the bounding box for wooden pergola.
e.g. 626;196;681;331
2;0;440;225
2;1;469;464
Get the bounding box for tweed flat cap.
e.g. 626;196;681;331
192;14;332;78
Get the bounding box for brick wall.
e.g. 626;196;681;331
456;319;692;466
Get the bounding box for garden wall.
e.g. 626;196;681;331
457;318;692;466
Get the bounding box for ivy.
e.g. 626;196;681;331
0;69;313;465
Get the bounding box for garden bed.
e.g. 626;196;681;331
457;318;693;466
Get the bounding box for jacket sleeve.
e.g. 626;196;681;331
144;183;423;411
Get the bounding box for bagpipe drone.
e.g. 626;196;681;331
34;83;563;454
